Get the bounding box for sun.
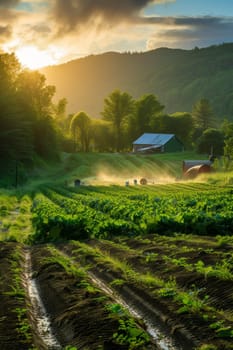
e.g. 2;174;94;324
16;46;57;70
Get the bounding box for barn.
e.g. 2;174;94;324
133;133;184;153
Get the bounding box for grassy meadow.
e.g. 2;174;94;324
17;151;214;190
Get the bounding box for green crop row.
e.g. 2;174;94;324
30;192;139;243
62;187;233;236
30;183;233;243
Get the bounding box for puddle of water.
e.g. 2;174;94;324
24;251;61;350
89;272;182;350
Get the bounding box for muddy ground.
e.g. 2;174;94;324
63;237;233;350
0;242;157;350
0;237;232;350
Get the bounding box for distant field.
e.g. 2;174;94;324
58;151;210;186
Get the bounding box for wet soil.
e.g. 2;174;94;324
0;242;33;350
0;242;157;350
30;245;143;349
74;238;233;350
0;237;233;350
91;238;233;313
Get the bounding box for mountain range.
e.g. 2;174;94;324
41;43;233;122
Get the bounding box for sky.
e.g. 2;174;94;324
0;0;233;69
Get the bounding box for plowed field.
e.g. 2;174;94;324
0;235;232;350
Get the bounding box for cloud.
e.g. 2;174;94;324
51;0;174;34
0;25;12;43
1;0;233;68
0;0;21;7
146;16;233;49
31;23;51;34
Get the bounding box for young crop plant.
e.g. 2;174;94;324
197;345;218;350
110;278;125;287
195;259;233;280
4;245;33;343
15;307;32;341
216;235;233;247
0;194;33;242
105;303;126;317
144;252;158;263
46;246;104;295
113;318;150;349
157;278;177;298
175;286;210;315
6;247;26;300
46;246;87;279
209;320;233;339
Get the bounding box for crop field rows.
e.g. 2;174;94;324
31;183;233;243
0;182;233;349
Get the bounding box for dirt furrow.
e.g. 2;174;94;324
88;263;199;350
30;245;157;349
88;271;182;350
23;248;61;349
61;241;233;350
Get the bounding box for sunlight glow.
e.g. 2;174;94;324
16;46;57;70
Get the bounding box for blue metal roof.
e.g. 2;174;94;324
133;133;175;146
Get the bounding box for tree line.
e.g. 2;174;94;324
1;52;233;179
68;90;226;156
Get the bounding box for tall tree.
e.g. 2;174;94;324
192;98;215;129
54;98;68;131
101;90;134;151
91;119;113;152
0;53;33;163
196;128;224;155
70;112;91;152
0;52;60;166
222;120;233;167
17;70;55;116
0;53;21;93
169;112;193;148
134;94;164;138
16;69;59;160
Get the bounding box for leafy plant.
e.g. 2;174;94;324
106;303;125;317
113;318;150;349
158;278;177;298
176;287;209;314
210;321;233;338
110;279;125;287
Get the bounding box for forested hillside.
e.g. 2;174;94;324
41;43;233;119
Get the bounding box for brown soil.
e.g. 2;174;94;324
0;237;232;350
0;242;33;350
0;242;157;350
76;238;233;350
91;238;233;313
